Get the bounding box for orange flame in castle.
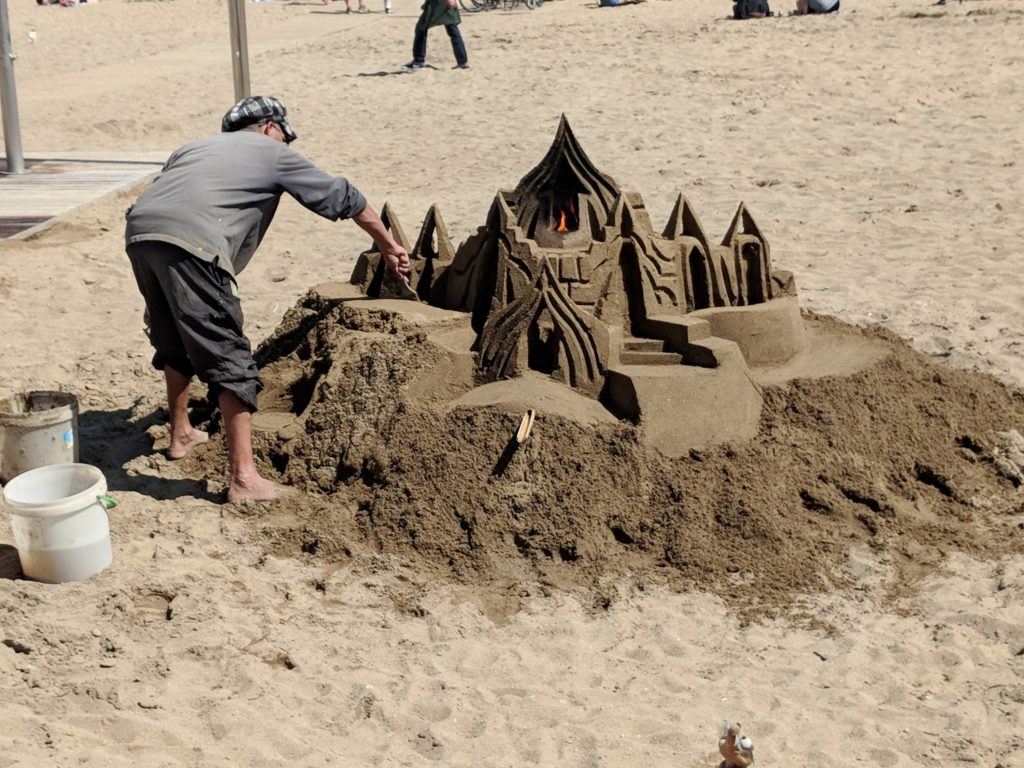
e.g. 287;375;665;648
556;198;577;234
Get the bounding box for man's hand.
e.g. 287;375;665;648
353;203;412;285
447;0;457;8
382;242;411;284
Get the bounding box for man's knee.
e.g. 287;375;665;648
210;378;263;414
152;351;196;378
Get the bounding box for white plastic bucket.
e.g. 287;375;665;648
0;391;79;484
2;463;114;583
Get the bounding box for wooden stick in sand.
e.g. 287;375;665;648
515;409;536;444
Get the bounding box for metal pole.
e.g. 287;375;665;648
227;0;251;102
0;0;27;175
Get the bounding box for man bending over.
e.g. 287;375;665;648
125;96;409;502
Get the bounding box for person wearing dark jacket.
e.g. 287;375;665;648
125;96;410;502
403;0;469;70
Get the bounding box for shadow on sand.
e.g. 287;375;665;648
353;68;422;77
77;405;220;504
0;544;22;580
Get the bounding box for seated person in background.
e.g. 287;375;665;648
733;0;771;18
795;0;839;13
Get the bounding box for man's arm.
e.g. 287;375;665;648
353;204;411;282
269;149;410;281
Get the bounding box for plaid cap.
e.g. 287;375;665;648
221;96;298;144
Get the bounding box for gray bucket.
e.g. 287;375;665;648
0;391;79;484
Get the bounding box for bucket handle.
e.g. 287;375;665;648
98;494;117;510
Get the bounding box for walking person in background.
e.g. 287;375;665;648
403;0;469;70
125;96;410;503
323;0;392;13
323;0;368;13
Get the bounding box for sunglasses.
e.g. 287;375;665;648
275;120;296;144
263;119;295;144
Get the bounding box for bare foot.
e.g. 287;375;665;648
166;429;209;460
227;473;289;503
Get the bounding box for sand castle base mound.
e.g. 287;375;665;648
181;285;1024;614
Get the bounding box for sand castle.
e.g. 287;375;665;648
351;116;805;455
238;117;1022;604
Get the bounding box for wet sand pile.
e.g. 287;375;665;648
185;288;1024;613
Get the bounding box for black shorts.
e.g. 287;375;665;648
127;241;262;412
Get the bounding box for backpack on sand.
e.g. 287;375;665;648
733;0;771;17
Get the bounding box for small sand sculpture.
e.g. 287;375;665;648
719;721;754;768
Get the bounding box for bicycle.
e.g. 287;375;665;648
459;0;541;12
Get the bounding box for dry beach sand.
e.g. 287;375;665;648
2;0;1024;765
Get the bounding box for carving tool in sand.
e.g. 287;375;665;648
515;409;536;444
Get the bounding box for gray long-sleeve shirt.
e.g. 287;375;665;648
125;130;367;277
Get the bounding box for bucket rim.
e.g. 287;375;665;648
0;390;79;428
2;463;107;518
